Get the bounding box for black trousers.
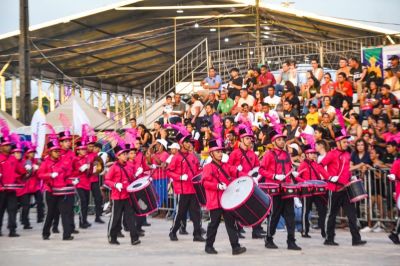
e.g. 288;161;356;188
0;191;18;232
34;191;45;222
266;195;296;242
170;194;201;236
206;208;239;249
91;181;103;218
77;188;90;225
301;195;327;236
43;192;74;238
107;199;138;241
325;190;361;242
20;193;32;226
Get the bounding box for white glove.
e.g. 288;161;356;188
115;182;123;192
351;176;357;181
180;174;188;181
33;164;39;171
292;171;299;178
166;155;173;164
217;182;227;190
51;172;58;179
79;164;89;172
388;174;396;181
294;197;302;208
135;167;143;177
221;153;229;163
274;174;286;181
25;164;32;171
329;176;339;183
237;165;243;171
150;164;157;169
72;178;79;186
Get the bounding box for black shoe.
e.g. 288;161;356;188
239;228;245;234
265;239;278;249
205;246;218;254
324;240;339;246
52;228;60;234
0;231;3;237
138;231;145;237
142;222;151;227
42;235;50;240
287;241;302;250
23;225;33;230
95;218;105;224
124;227;129;232
238;232;245;239
201;228;206;235
9;232;20;237
72;230;79;234
388;233;400;245
37;218;44;223
79;224;89;229
193;235;206;242
260;229;267;234
109;238;120;245
179;228;189;235
117;232;125;238
232;246;246;255
252;232;264;239
63;236;74;241
84;222;92;227
301;233;311;238
352;240;367;246
321;231;326;238
169;232;178;241
138;228;145;233
131;239;141;245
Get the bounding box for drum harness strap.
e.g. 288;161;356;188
271;150;294;184
116;162;131;200
211;160;231;208
179;151;195;193
239;148;254;169
306;159;320;181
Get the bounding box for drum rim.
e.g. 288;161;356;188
349;194;368;203
237;193;272;228
221;177;255;211
258;182;280;188
127;177;151;192
344;179;363;187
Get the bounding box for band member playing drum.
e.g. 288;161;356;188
105;145;140;246
387;158;400;244
318;131;367;246
294;144;327;238
167;132;205;242
259;129;302;250
228;126;265;239
203;139;246;255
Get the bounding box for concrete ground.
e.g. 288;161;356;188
0;216;399;266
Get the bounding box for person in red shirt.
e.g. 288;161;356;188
387;158;400;244
105;145;140;246
294;144;327;238
203;139;246;255
332;72;353;109
259;130;301;250
318;131;367;246
167;132;205;242
255;65;276;96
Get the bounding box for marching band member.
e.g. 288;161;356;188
203;138;247;255
73;140;92;229
228;125;265;239
38;140;75;240
259;129;302;250
294;143;327;238
318;131;367;246
387;157;400;244
105;144;140;246
167;130;205;242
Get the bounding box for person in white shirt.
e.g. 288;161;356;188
263;85;281;110
237;89;255;111
253;102;280;129
295;117;315;138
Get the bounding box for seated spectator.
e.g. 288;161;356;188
187;94;205;130
263;85;281;110
316;139;330;162
234;103;254;128
201;103;216;129
383;67;400;91
237;88;255;111
306;103;319;127
318;112;335;140
129;117;137;129
223;117;235;139
382;122;400;143
253;102;280;129
226;67;243;99
381;141;399;167
282;100;299;124
208;91;219;111
301;71;320;114
319;96;336;122
254;65;276;96
332;72;353;109
284;116;300;143
370;145;388;169
169;94;186;124
347;113;363;145
320;73;335;98
342;98;355;125
186;122;201;152
151;121;163;142
389;55;400;74
359;80;380;122
370;116;389;155
276;60;298;92
217;89;234;116
298;116;315;135
336;57;351;78
200;67;222;92
161;95;174;124
138;124;153;148
310;58;324;83
282;83;300;112
244;69;257;94
253;89;264;112
376;84;398;120
349;57;367;96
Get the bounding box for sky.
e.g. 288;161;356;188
1;0;399;34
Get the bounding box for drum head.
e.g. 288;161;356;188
127;177;151;192
220;176;254;210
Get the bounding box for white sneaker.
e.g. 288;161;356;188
360;226;372;233
372;227;382;233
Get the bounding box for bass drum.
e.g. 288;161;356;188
221;176;272;227
127;177;158;216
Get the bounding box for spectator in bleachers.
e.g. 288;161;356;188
389;55;400;75
301;72;320;114
349;57;368;97
254;65;276;96
383;68;400;91
237;89;255;111
151;121;163;142
263;85;281;110
381;141;399;167
341;98;354;125
253;102;279;129
276;60;297;92
336;57;351;79
350;139;372;172
320;73;335;98
161;95;173;124
376;84;398;120
207;92;219;111
382;122;400;143
359;80;380;123
253;89;264;112
316;139;330;163
282;84;300;112
284;116;300;143
202;103;216;130
200;67;222;92
332;72;353;109
169;94;186;124
347;113;363;145
234;103;254;127
310;59;324;83
130;117;137;129
282;100;299;124
319;96;336;122
370;116;389;155
226;67;243;99
298;116;315;135
319;112;335;141
138;124;153;149
217;89;234;116
188;94;205;130
244;69;257;94
306;103;319;127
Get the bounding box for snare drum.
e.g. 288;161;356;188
305;180;327;196
127;177;158;216
192;174;207;206
344;179;368;203
258;182;280;196
221;176;272;227
52;186;75;196
280;183;300;199
2;183;24;191
297;182;313;198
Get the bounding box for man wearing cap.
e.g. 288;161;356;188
203;139;246;255
259;130;301;250
318;131;367;246
389;55;400;74
72;141;92;229
38;140;75;240
294;144;327;239
167;131;205;242
105;145;140;246
228;126;264;239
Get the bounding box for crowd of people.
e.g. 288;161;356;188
0;55;399;256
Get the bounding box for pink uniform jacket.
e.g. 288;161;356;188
167;151;200;195
0;153;26;191
105;161;134;200
73;155;91;191
319;149;351;192
390;159;400;205
37;156;72;192
228;147;260;174
295;159;326;182
259;148;293;184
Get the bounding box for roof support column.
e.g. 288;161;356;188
59;83;65;104
106;92;111;118
121;95;126;125
49;82;55;112
12;76;18;118
129;95;134;119
37;79;42;110
255;0;261;64
89;90;94;107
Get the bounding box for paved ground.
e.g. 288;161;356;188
0;216;399;266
